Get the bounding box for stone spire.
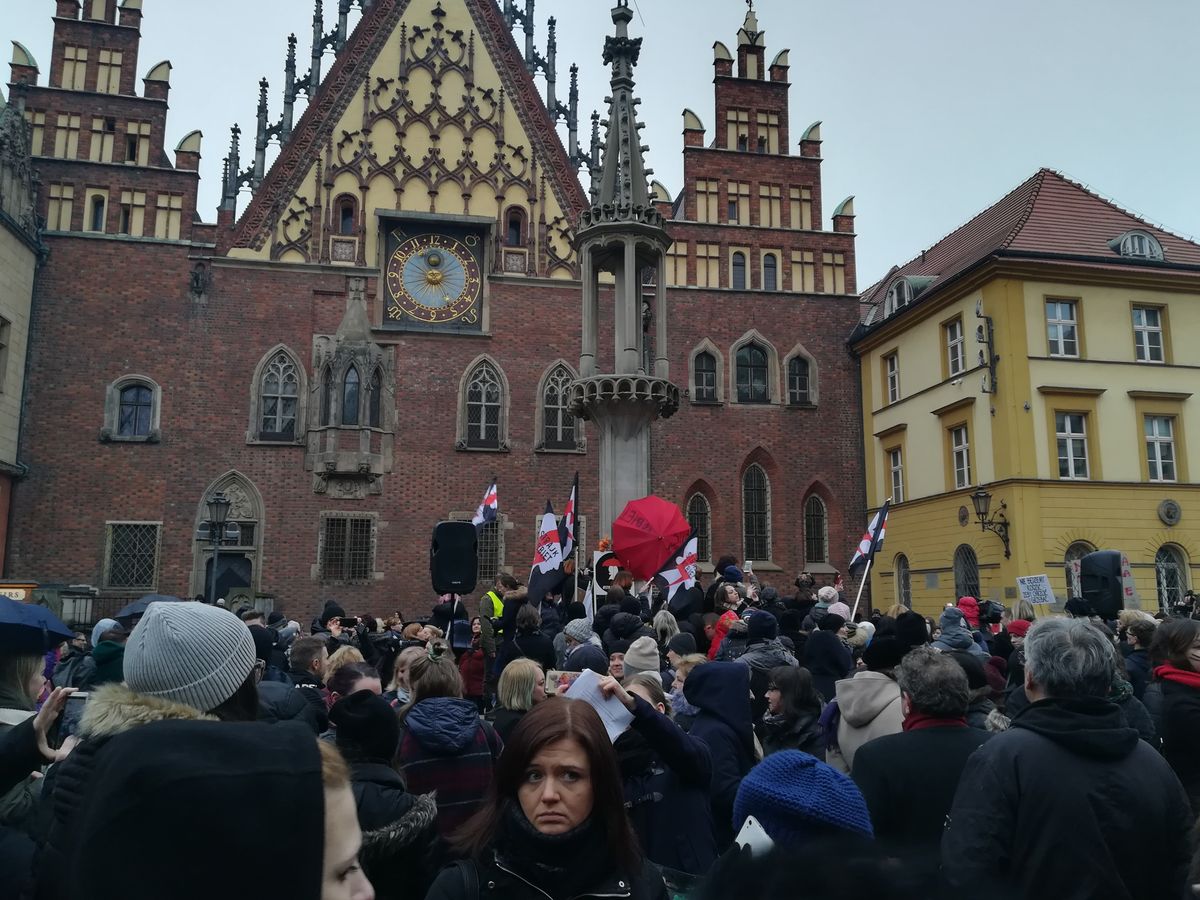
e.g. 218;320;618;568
583;0;659;228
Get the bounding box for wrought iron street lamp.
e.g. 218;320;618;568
971;487;1011;559
205;491;231;605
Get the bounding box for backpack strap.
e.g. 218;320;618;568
455;860;480;899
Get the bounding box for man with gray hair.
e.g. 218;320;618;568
942;617;1191;900
852;647;990;865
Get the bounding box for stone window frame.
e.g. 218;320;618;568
456;354;511;452
783;342;819;407
688;338;724;404
100;374;161;443
247;344;308;445
190;471;265;599
741;462;772;564
534;359;585;454
803;494;829;565
729;329;780;406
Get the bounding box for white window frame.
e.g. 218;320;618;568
888;447;904;502
1132;306;1164;364
1055;412;1090;480
1146;415;1177;483
951;425;971;489
885;353;900;404
1046;300;1079;358
946;318;965;376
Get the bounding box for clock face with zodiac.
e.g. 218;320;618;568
384;232;482;326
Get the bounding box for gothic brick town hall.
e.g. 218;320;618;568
0;0;865;615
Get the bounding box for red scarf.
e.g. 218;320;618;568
902;711;968;732
1154;664;1200;690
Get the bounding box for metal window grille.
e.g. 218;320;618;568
694;353;717;402
542;366;577;449
804;495;827;564
686;494;711;562
737;344;769;403
953;545;980;600
1156;545;1188;611
105;523;161;589
1064;541;1093;598
787;357;810;405
118;384;153;436
450;513;505;582
320;515;375;583
466;363;502;449
895;554;912;608
742;465;770;561
260;352;298;439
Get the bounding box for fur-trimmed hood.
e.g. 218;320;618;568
79;682;214;740
361;791;438;857
359;792;441;900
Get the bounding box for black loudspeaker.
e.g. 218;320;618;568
430;521;478;595
1080;550;1124;620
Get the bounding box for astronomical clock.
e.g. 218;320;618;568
382;220;485;332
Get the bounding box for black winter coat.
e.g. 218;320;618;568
358;790;441;900
1156;677;1200;815
426;852;668;900
493;628;556;677
853;725;990;850
941;697;1193;900
682;662;755;849
801;630;853;703
1125;648;1152;700
563;642;609;675
349;762;415;831
257;680;324;733
756;710;823;758
617;696;716;877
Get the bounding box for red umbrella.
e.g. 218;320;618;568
611;496;691;580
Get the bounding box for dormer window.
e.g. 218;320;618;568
884;279;910;316
1112;229;1164;261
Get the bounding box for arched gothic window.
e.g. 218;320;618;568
260;352;299;440
693;351;717;403
732;251;747;290
541;365;577;450
954;545;980;600
465;360;504;450
788;357;811;406
742;464;770;561
320;367;334;427
763;253;778;291
505;208;526;247
341;365;360;426
686;493;712;563
804;495;828;564
367;368;383;429
338;197;356;236
736;343;769;404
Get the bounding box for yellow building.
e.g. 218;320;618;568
850;169;1200;616
0;92;40;574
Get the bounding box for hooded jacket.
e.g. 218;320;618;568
64;720;324;900
827;671;903;774
801;629;854;702
564;640;610;675
738;638;798;721
933;608;989;660
604;612;652;656
757;709;823;758
397;697;502;837
494;626;557;677
37;686;220;900
683;662;755;848
256;680;325;733
358;791;441;900
1156;675;1200;814
942;697;1193;900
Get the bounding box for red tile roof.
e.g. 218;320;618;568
858;169;1200;321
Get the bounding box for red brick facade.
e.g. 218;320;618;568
6;3;864;619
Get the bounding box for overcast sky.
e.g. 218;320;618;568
6;0;1199;285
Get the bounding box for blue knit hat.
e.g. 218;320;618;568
734;751;873;847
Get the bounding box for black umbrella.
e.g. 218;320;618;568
0;596;74;654
115;594;184;626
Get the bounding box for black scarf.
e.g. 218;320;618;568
494;801;610;900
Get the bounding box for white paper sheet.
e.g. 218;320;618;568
562;668;633;742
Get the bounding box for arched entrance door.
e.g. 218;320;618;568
192;472;264;600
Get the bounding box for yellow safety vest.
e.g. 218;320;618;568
486;590;505;623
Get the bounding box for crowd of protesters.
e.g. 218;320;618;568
1;560;1199;899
